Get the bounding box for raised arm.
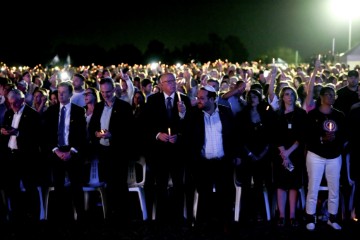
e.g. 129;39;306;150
267;65;277;103
304;59;321;111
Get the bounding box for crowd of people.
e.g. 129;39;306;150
0;58;359;234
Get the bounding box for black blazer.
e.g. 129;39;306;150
142;91;192;150
88;97;134;154
189;104;236;162
3;104;41;154
43;103;87;155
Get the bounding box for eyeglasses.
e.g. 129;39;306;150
161;80;176;85
84;92;93;96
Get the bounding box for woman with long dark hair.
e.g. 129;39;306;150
235;89;275;222
273;86;308;227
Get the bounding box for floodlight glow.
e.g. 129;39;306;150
331;0;360;50
60;71;70;81
331;0;360;18
150;62;158;71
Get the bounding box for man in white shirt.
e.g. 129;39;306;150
70;73;86;107
0;89;42;222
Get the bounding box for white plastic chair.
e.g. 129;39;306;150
192;184;217;222
346;153;356;219
128;156;148;221
6;180;45;220
151;173;188;220
82;159;107;219
232;173;271;222
44;160;108;220
298;186;306;211
271;186;306;220
317;179;346;221
233;171;242;222
43;172;75;220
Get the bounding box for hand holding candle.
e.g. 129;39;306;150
177;92;186;114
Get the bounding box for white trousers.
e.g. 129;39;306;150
305;151;342;215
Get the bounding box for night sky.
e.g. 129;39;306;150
3;0;360;64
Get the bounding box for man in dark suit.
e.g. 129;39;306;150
0;88;42;222
0;78;12;221
88;77;135;223
188;85;236;233
43;81;87;221
142;72;192;224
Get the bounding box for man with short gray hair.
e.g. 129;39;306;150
0;88;42;222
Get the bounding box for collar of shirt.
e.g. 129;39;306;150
104;96;116;107
15;104;26;115
203;104;219;117
60;103;71;109
164;92;175;99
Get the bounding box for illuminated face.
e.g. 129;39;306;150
282;89;296;106
33;91;43;105
84;90;95;104
160;74;176;95
133;92;144;106
8;95;24;113
321;90;336;105
34;77;42;87
23;73;31;83
100;82;115;102
50;93;58;105
249;92;260;107
144;83;152;94
103;71;111;78
220;82;229;92
197;89;212;111
57;86;72;105
348;76;359;88
72;76;84;90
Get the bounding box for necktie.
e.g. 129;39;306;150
58;106;66;146
166;97;172;119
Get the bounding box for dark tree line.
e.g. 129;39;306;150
0;33;249;67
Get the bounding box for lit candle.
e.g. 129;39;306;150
272;58;275;65
318;54;321;60
177;91;182;102
329;122;333;132
168;128;171;135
